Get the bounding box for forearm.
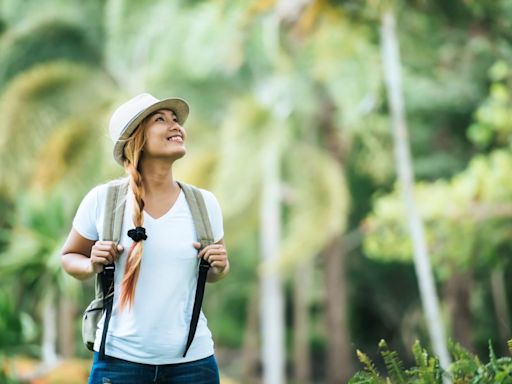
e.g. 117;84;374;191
61;253;95;281
206;262;230;283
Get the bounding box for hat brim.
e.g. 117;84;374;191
113;98;189;165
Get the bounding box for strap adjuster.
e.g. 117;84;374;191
103;264;115;275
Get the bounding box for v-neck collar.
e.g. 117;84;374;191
142;189;183;222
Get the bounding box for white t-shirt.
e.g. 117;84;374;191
73;180;224;364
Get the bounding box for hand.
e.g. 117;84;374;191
193;242;229;276
90;241;124;273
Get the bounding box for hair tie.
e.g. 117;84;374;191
127;226;147;242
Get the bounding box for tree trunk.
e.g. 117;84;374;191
444;270;474;351
380;9;451;372
490;268;511;346
316;80;352;384
242;286;261;384
260;140;285;384
41;288;58;367
293;259;312;384
323;236;352;383
58;295;76;358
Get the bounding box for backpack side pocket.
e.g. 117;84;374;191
82;297;104;351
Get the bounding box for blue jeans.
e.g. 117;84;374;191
88;352;220;384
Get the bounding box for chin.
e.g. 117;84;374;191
170;148;186;161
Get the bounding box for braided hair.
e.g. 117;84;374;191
119;121;147;310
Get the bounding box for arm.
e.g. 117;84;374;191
61;229;123;280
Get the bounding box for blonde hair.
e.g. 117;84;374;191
119;120;147;310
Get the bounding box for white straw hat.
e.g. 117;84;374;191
108;93;189;165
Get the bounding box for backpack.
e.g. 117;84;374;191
81;179;214;360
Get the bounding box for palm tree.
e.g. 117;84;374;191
379;6;451;372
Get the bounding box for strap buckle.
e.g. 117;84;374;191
103;263;115;276
199;259;211;270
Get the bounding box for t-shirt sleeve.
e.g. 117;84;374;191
72;186;100;241
201;189;224;243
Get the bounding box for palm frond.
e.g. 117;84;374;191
0;18;99;86
211;96;271;217
0;61;113;195
271;143;347;274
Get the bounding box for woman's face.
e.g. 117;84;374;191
142;109;187;162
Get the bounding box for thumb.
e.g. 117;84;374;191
193;242;201;249
117;244;124;252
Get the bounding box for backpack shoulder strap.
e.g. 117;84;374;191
96;178;128;360
94;178;128;298
176;181;215;357
102;178;129;242
177;181;214;245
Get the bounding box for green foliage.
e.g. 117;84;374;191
0;19;99;86
0;354;19;384
356;349;383;383
0;288;22;349
378;339;408;383
468;60;512;149
410;340;443;384
364;149;512;279
449;339;483;382
0;61;114;196
350;339;512;384
0;0;511;377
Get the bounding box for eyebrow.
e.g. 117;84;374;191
151;110;176;119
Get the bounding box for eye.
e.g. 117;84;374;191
173;115;178;122
155;116;165;122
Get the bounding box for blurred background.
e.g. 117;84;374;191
0;0;511;383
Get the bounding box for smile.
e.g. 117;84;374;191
167;134;183;143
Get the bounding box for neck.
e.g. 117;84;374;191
137;158;178;195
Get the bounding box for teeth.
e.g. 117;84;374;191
169;136;182;142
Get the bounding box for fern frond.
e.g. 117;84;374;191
488;340;498;370
409;340;443;384
412;340;428;370
448;339;480;381
356;349;381;381
508;339;512;355
378;339;407;383
347;371;377;384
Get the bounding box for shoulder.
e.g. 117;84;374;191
198;188;219;205
80;178;128;207
178;182;222;214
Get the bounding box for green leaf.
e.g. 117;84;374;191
378;339;408;384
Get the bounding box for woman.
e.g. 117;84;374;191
61;93;229;384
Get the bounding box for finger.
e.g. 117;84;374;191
197;244;226;258
204;248;226;259
197;246;210;258
94;244;117;253
97;243;122;259
91;255;111;265
93;250;114;263
193;242;201;249
204;255;227;264
96;241;116;247
210;261;227;269
109;242;118;254
204;255;226;264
